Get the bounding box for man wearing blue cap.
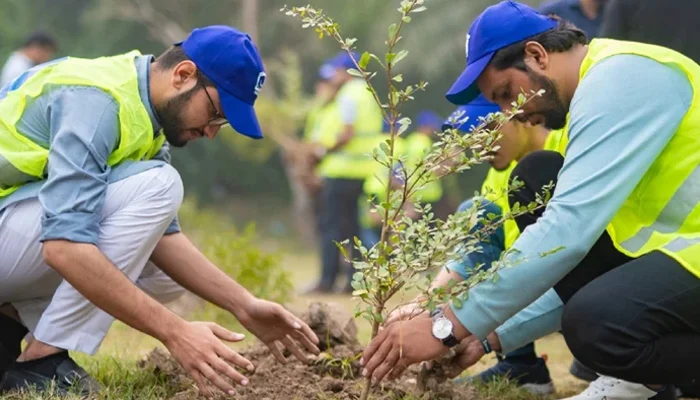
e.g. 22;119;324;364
307;51;383;294
0;26;319;396
362;1;700;399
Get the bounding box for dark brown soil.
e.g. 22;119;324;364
138;302;479;400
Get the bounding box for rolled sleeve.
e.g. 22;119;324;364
39;87;119;244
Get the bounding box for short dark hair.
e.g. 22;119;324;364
155;44;214;87
490;17;587;72
23;31;57;50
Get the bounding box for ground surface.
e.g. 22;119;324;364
2;245;592;400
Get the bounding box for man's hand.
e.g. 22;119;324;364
385;301;425;326
360;313;449;384
423;336;485;380
237;298;320;364
163;321;253;397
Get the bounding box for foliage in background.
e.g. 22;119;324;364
178;198;293;323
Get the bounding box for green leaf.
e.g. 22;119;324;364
347;68;363;77
385;52;396;65
393;50;409;66
388;23;398;41
402;16;412;23
352;289;368;296
411;6;428;13
359;52;371;70
352;272;364;282
392;74;403;82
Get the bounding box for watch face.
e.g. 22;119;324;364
432;318;453;340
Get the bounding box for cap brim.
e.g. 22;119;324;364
220;89;263;139
445;53;494;105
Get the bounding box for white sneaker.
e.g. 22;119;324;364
561;376;659;400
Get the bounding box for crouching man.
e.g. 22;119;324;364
0;25;318;397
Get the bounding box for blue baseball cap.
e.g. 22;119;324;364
442;94;501;133
416;110;443;132
179;25;266;139
327;51;359;70
318;63;336;81
446;1;557;105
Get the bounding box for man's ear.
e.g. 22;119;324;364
171;60;198;90
523;41;549;71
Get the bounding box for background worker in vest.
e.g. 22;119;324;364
361;2;700;399
306;51;384;294
387;96;563;396
404;110;449;220
0;26;319;397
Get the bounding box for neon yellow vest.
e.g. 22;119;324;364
405;133;443;203
317;79;384;180
0;51;164;198
562;39;700;277
481;129;567;249
360;137;407;229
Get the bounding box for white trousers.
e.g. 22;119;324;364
0;165;186;355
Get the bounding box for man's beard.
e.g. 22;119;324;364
155;86;199;148
527;69;568;130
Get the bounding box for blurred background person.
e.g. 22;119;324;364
1;31;57;87
600;0;700;64
538;0;605;39
306;52;384;294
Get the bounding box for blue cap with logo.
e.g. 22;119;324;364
446;1;557;105
179;25;266;139
442;94;501;133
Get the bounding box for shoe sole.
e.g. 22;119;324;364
521;381;556;396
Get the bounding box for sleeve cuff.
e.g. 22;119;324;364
40;211;101;245
450;296;500;340
494;289;564;354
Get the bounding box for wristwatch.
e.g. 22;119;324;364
430;306;459;347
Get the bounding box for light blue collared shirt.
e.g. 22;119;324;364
451;54;693;352
0;54;180;245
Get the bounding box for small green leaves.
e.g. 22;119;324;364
347;68;363;77
388;23;398;41
392;50;409;65
359;52;371;69
392;74;403;82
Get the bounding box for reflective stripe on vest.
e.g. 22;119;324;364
318;79;384;179
0;51;164;198
563;39;700;276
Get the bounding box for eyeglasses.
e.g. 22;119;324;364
199;77;229;127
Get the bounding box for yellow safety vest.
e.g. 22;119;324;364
562;39;700;277
0;51;164;198
360;137;407;229
481;129;567;249
317;78;384;180
404;133;443;203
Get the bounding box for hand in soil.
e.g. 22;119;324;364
360;313;450;385
163;321;253;398
237;298;320;364
423;336;485;379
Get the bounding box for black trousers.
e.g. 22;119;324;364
509;150;700;385
318;178;364;290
